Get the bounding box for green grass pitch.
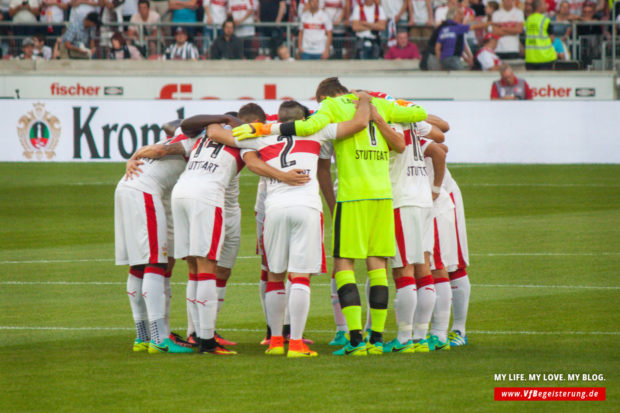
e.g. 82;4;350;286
0;163;618;412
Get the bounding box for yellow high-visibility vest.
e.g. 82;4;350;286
525;12;557;64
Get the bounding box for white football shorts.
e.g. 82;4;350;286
391;206;432;268
218;207;241;269
172;197;223;260
429;207;459;271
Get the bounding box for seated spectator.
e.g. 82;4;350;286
575;1;602;36
491;0;524;60
475;32;502;69
33;33;53;59
351;0;387;59
62;11;100;58
490;64;533;99
13;36;37;59
9;0;40;37
41;0;70;36
109;31;143;59
551;1;573;41
298;0;333;60
210;18;243;59
384;30;421;59
164;26;199;59
276;43;294;60
169;0;198;37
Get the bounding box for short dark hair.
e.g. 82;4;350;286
278;101;309;123
138;0;150;7
85;12;101;27
315;77;348;102
111;31;126;46
238;103;266;123
225;111;238;117
223;17;235;30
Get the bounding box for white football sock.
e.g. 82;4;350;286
186;275;198;336
216;279;227;314
283;277;292;326
430;278;452;342
395;277;417;344
259;270;268;324
330;277;347;332
288;279;311;340
450;273;471;335
196;275;217;340
413;276;436;341
164;274;172;337
143;269;167;344
127;272;149;341
265;281;286;337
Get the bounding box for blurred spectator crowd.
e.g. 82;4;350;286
0;0;618;68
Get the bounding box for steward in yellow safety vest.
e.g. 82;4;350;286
524;0;557;70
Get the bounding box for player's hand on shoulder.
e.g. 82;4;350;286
369;104;382;122
125;159;144;180
232;123;273;140
280;169;311;186
351;90;372;102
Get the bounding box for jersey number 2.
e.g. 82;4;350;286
277;136;297;168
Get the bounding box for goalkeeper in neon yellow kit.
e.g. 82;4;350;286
234;77;427;355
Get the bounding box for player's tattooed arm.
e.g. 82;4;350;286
370;105;406;153
317;158;336;215
181;114;242;138
424;142;447;200
243;151;311;186
162;119;183;137
425;114;450;133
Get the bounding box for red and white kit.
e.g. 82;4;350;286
219;175;242;269
420;137;458;271
442;167;469;271
323;0;346;34
228;0;255;37
115;134;195;266
235;124;338;274
205;0;229;26
171;137;244;259
389;121;434;269
299;8;333;55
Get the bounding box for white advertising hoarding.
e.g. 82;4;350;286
4;99;620;163
1;72;615;101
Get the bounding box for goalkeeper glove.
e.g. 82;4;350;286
232;123;274;140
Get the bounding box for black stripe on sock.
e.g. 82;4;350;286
369;285;389;309
337;283;361;308
333;202;342;258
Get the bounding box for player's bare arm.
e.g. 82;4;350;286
317;158;336;215
425;124;445;143
205;123;237;147
125;142;187;180
424;142;447;200
425;114;450;132
370;105;405;153
181;114;242;138
162;119;183;137
243;151;311;186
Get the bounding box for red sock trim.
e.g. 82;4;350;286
164;271;172;278
188;273;198;281
449;268;468;280
197;273;216;281
331;271;335;279
129;268;144;278
417;275;434;288
260;269;268;282
216;279;227;288
265;281;285;292
394;276;416;289
145;266;167;276
434;277;450;284
290;277;310;287
287;273;292;282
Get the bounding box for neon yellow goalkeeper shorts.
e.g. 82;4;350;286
332;199;395;259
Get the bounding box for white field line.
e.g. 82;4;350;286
1;251;619;265
1;280;619;290
0;325;618;336
461;183;619;188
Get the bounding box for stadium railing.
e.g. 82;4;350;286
0;20;617;70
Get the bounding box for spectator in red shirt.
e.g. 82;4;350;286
490;64;533;100
384;30;421;60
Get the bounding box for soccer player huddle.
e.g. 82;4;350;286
114;77;471;358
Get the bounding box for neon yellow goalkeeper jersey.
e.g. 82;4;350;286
288;94;427;202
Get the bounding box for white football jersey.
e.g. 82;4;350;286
389;121;433;209
118;134;196;197
420;136;454;216
236;124;338;212
173;137;245;207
